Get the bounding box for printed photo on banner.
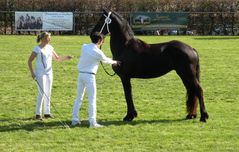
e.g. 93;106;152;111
15;12;43;30
15;12;73;31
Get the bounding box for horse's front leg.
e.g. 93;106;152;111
120;77;137;121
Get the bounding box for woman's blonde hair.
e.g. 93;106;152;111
37;32;51;43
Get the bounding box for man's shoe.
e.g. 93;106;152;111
72;120;80;126
44;114;53;119
89;123;104;128
35;115;43;121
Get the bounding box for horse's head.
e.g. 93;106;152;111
90;9;112;36
91;9;134;39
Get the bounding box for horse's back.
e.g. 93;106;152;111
121;39;198;78
149;40;198;64
123;40;173;78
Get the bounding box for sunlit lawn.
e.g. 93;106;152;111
0;35;238;151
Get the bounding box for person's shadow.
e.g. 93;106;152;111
0;117;72;132
0;117;188;132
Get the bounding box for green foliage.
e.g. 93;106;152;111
0;35;238;152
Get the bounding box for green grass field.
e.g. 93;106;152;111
0;35;239;152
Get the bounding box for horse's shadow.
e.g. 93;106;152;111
0;117;189;132
101;118;187;127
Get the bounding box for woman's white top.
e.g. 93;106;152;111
78;43;116;74
33;44;54;76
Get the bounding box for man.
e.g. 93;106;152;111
72;32;120;128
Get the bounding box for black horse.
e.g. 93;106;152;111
91;9;209;122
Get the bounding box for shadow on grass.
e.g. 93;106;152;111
194;37;239;40
0;117;73;132
101;118;187;127
0;117;190;132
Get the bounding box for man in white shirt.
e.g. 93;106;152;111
72;32;120;128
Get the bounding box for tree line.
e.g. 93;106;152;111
1;0;239;35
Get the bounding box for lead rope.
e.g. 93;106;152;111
35;79;70;129
38;52;70;129
100;61;116;76
41;52;46;69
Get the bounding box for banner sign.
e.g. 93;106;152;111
15;12;73;31
130;12;188;31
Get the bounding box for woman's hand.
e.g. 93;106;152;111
66;55;73;60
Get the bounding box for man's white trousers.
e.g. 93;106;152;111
72;73;97;124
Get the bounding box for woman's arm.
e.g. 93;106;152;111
28;52;37;80
52;50;72;62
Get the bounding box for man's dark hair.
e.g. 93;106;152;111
90;32;104;43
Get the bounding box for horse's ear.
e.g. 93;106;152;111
103;8;109;14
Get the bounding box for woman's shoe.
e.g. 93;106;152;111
44;114;53;119
35;115;43;121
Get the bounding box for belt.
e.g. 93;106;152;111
79;71;96;75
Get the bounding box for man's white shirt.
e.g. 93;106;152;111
77;43;116;74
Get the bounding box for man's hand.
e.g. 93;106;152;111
112;61;121;67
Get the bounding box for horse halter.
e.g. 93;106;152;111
98;11;116;76
99;11;112;34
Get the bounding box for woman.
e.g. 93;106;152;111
72;32;120;128
28;32;72;120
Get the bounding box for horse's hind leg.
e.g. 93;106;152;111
176;67;198;119
176;65;208;122
192;96;198;118
185;91;198;119
195;83;209;122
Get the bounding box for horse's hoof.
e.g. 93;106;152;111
133;110;138;117
123;114;134;121
123;111;137;122
200;112;209;122
204;112;209;119
123;116;133;122
123;114;135;122
200;117;207;122
192;115;197;118
186;115;192;119
186;114;197;119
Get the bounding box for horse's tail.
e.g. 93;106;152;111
194;48;200;83
196;55;200;82
186;48;200;115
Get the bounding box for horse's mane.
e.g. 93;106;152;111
111;11;150;52
112;11;134;38
126;38;150;53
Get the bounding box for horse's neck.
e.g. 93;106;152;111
109;16;135;58
110;33;129;58
110;27;134;57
